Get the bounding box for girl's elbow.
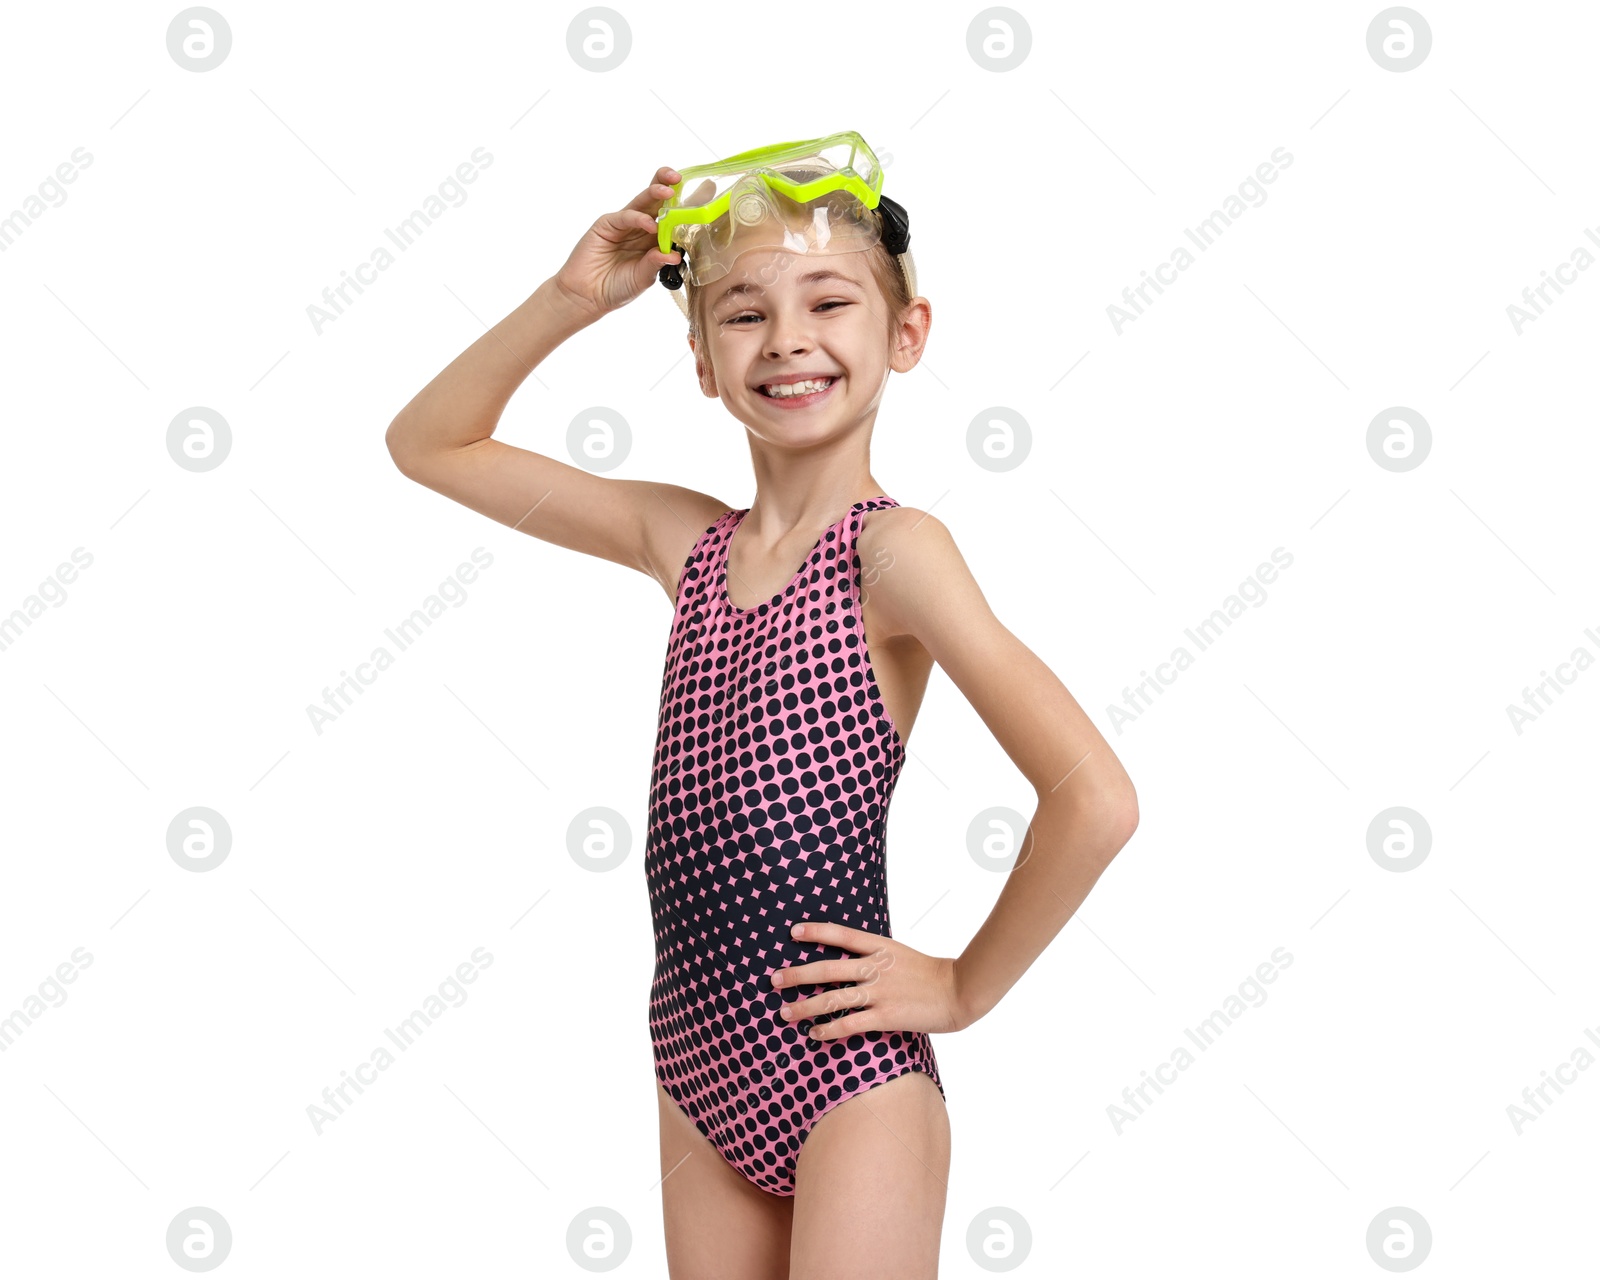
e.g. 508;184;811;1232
1117;783;1139;838
1095;782;1139;861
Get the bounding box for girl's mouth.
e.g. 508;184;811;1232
755;376;838;408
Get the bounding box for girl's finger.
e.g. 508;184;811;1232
625;177;679;215
806;1009;877;1040
773;959;860;988
616;209;659;238
794;919;868;948
783;985;871;1023
598;209;657;241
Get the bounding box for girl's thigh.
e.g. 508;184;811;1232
789;1071;951;1280
656;1081;794;1279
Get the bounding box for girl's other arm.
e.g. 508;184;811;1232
384;167;729;601
863;508;1140;1028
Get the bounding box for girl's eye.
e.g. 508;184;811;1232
725;301;849;326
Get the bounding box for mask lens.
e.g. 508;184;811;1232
680;183;881;286
657;134;889;289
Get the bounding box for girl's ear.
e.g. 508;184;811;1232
689;335;719;398
888;297;932;375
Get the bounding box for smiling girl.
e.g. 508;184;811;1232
386;132;1138;1280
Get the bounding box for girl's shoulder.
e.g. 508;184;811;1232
856;504;982;629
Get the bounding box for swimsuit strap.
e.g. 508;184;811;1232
826;495;899;604
672;509;745;614
838;495;899;556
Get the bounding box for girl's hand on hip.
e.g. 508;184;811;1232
772;921;970;1040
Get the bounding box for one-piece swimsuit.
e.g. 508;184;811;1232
644;494;945;1196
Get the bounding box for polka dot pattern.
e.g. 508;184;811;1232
644;495;944;1196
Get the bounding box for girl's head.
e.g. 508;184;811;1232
678;192;929;441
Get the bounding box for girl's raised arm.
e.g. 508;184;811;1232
384;166;729;601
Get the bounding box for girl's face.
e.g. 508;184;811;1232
689;247;909;442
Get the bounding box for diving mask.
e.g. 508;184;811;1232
655;130;915;318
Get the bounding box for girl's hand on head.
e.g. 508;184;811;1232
552;165;684;319
771;921;973;1040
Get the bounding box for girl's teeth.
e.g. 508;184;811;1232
765;378;833;398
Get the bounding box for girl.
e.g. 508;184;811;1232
386;137;1139;1280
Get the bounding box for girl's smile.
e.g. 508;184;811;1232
752;373;840;409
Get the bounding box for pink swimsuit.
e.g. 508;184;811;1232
644;495;944;1196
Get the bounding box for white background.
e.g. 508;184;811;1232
2;1;1596;1274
